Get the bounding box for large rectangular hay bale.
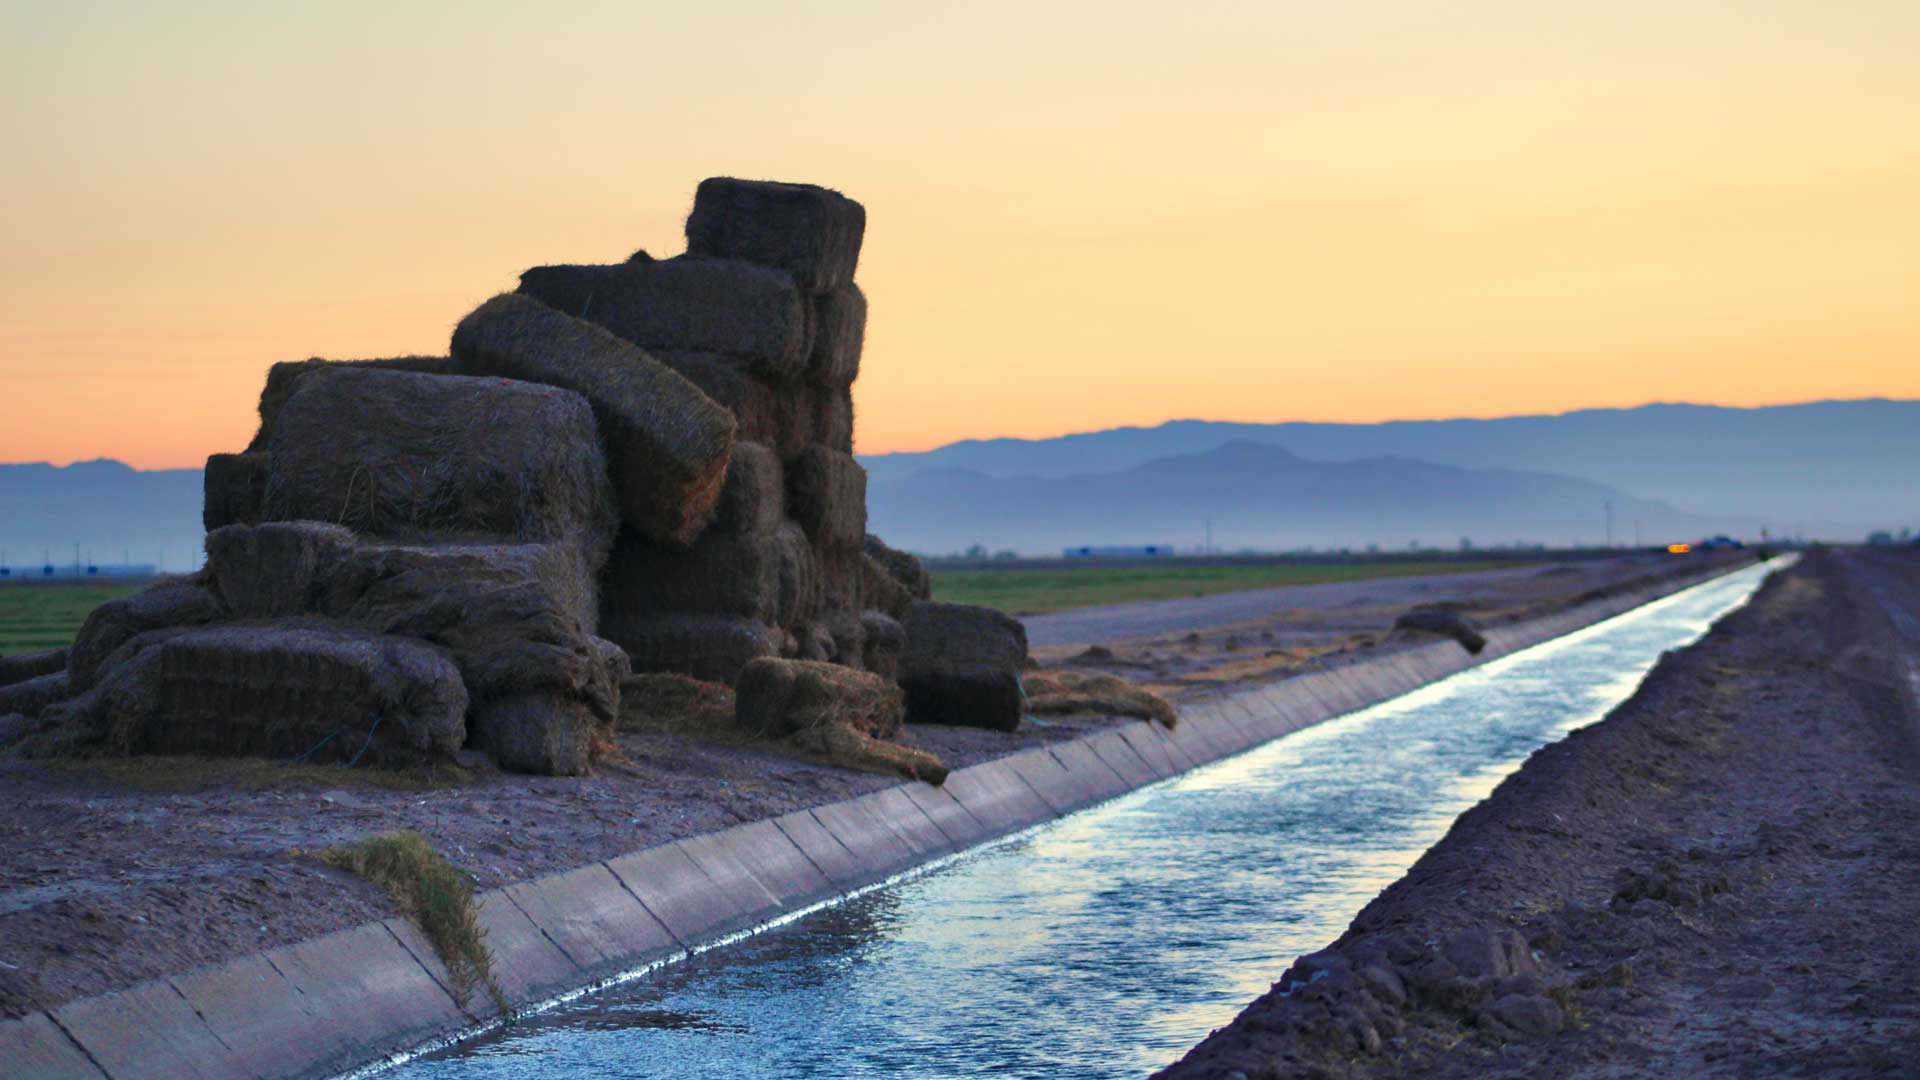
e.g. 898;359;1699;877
808;284;865;387
900;601;1029;731
600;613;780;685
599;528;781;622
451;293;737;546
203;451;269;531
264;367;615;559
147;624;468;765
653;351;813;459
684;178;866;295
710;441;783;537
205;520;357;618
247;356;451;453
787;446;867;552
517;256;810;380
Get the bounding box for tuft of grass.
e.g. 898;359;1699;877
322;830;505;1012
932;560;1529;615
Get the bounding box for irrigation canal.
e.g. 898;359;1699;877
390;560;1779;1080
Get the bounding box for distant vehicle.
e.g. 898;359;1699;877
1696;535;1744;550
1666;543;1692;554
1063;545;1174;558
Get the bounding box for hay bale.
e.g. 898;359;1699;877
865;535;930;601
600;528;780;622
900;602;1029;731
817;609;867;668
808;284;865;387
735;657;903;738
618;672;734;734
864;534;932;602
264;367;615;559
0;647;67;689
517;257;811;379
817;546;866;613
810;386;854;454
787;446;866;552
205;520;357;618
136;623;468;766
859;610;906;682
1023;669;1178;728
203;452;269;531
68;578;225;692
652;351;813;459
323;542;617;729
774;522;822;629
600;612;780;685
450;293;738;546
247;356;452;453
861;553;912;619
683;178;866;295
0;671;69;719
710;441;784;537
17;643;167;759
469;692;600;776
1393;609;1487;654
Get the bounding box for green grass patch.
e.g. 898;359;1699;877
0;583;144;653
322;831;504;1011
932;559;1530;615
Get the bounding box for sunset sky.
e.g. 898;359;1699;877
2;1;1915;470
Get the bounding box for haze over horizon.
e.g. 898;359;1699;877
5;2;1918;470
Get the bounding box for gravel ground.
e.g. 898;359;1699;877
1158;547;1920;1079
0;552;1741;1021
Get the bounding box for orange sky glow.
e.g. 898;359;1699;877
2;1;1916;469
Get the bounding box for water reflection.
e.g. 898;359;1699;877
395;562;1776;1080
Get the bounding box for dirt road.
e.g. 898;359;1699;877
1158;547;1920;1079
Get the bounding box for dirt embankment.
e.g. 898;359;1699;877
1158;548;1920;1080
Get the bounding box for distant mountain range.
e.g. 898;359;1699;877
2;399;1911;565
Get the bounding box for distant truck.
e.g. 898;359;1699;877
1063;545;1175;558
1696;536;1744;551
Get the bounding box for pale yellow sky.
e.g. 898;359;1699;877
2;1;1915;468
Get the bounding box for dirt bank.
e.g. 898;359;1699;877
0;551;1742;1021
1158;547;1920;1079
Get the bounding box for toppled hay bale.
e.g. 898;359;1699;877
736;657;902;738
684;177;866;295
1022;669;1178;728
87;623;469;765
206;520;357;618
617;672;734;734
470;692;602;777
68;577;225;691
264;367;615;558
0;647;68;689
203;451;268;531
1393;608;1487;654
601;612;780;685
450;293;738;546
900;602;1029;731
735;657;945;784
600;528;780;622
865;534;932;602
808;284;865;386
517;257;811;379
247;356;452;453
787;446;867;551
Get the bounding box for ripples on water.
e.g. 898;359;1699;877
394;562;1777;1080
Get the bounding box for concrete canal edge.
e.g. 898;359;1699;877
0;561;1761;1080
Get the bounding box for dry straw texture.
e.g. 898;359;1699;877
787;446;867;552
451;293;737;547
247;356;452;453
1022;669;1178;728
684;177;866;295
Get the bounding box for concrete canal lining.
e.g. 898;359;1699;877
0;562;1758;1080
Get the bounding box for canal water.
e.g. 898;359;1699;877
393;561;1778;1080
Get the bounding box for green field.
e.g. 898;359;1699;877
931;559;1529;615
0;583;145;654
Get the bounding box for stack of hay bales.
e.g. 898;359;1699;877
3;176;1021;779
